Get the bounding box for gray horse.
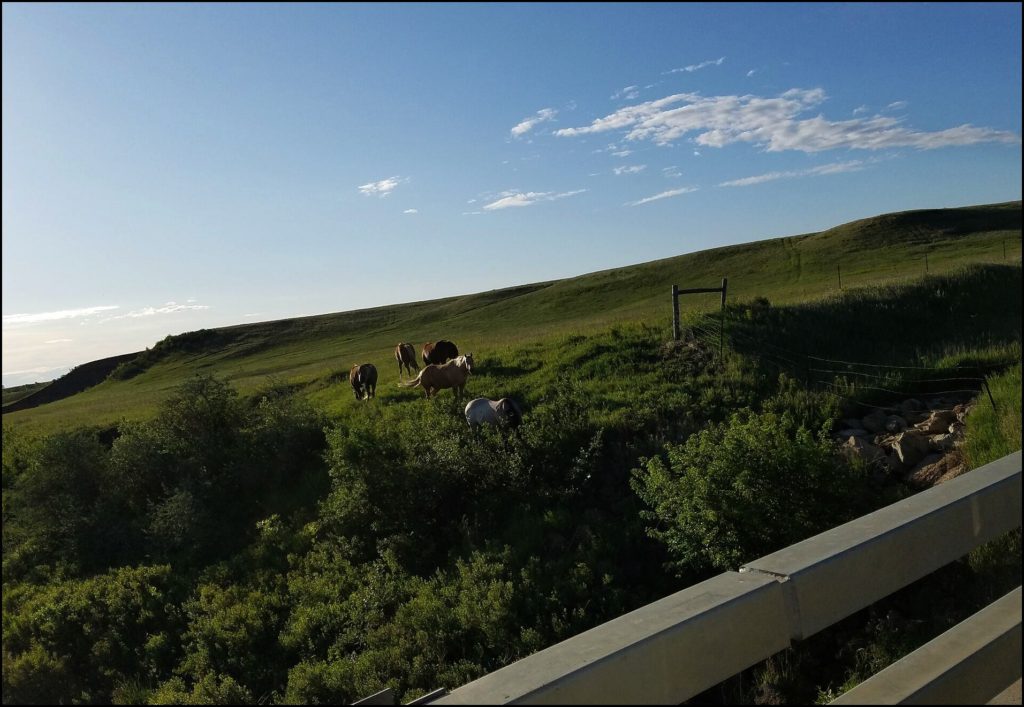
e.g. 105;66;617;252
464;397;523;428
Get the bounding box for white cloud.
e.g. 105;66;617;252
101;301;210;322
612;85;641;100
483;189;587;211
403;208;418;214
2;366;65;377
358;176;409;198
611;149;634;157
719;159;866;187
665;56;726;74
44;338;73;344
511;108;557;138
613;165;647;175
746;69;757;78
853;105;870;116
555;88;1021;152
627;186;698;206
663;166;682;178
887;100;909;111
3;305;119;328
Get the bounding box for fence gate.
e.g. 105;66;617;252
672;277;728;354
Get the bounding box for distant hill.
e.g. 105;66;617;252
2;382;50;407
4;200;1020;432
2;352;142;414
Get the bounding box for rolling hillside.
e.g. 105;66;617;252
4;200;1020;435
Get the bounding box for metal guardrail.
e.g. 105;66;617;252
832;586;1021;705
424;450;1021;705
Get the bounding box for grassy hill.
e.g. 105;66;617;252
4;200;1020;436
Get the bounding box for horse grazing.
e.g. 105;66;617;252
400;353;474;398
349;363;378;400
465;397;523;428
422;339;459;366
394;343;419;380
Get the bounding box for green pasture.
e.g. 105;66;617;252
4;200;1020;436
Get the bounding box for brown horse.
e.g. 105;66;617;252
400;353;474;398
349;363;378;400
394;343;419;380
422;339;459;366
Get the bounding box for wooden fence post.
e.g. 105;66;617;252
720;277;728;359
672;284;680;341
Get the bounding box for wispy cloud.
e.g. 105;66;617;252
555;88;1021;152
2;365;67;377
3;305;119;328
853;105;870;116
403;208;418;214
611;149;634;157
483;189;586;211
511;108;557;138
746;69;757;78
613;165;646;175
665;56;725;74
612;85;640;101
627;186;698;206
101;301;209;322
719;159;866;187
886;100;909;111
358;176;409;198
663;165;682;178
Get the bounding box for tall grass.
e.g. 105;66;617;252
963;363;1023;468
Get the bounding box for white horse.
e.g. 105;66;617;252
464;397;523;428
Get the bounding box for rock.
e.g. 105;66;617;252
885;415;908;433
905;451;967;488
899;398;924;415
903;411;929;425
929;433;957;452
862;409;888;433
904;454;945;486
915;410;957;434
842;436;886;465
893;431;932;467
878;452;905;474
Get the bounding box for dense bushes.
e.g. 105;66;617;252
4;277;1017;704
632;410;871;576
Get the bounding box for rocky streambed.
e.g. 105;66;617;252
836;395;979;488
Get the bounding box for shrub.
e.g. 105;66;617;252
632;410;869;576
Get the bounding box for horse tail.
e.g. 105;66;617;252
398;370;423;388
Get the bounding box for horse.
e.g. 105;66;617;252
422;339;459;366
395;342;419;380
400;353;474;398
465;397;523;428
349;363;378;400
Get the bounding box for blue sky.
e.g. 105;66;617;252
3;2;1021;387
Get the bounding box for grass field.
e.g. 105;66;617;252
2;200;1020;706
4;200;1021;437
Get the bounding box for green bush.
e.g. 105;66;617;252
632;410;869;576
2;565;175;704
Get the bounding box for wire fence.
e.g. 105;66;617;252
680;312;1002;410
